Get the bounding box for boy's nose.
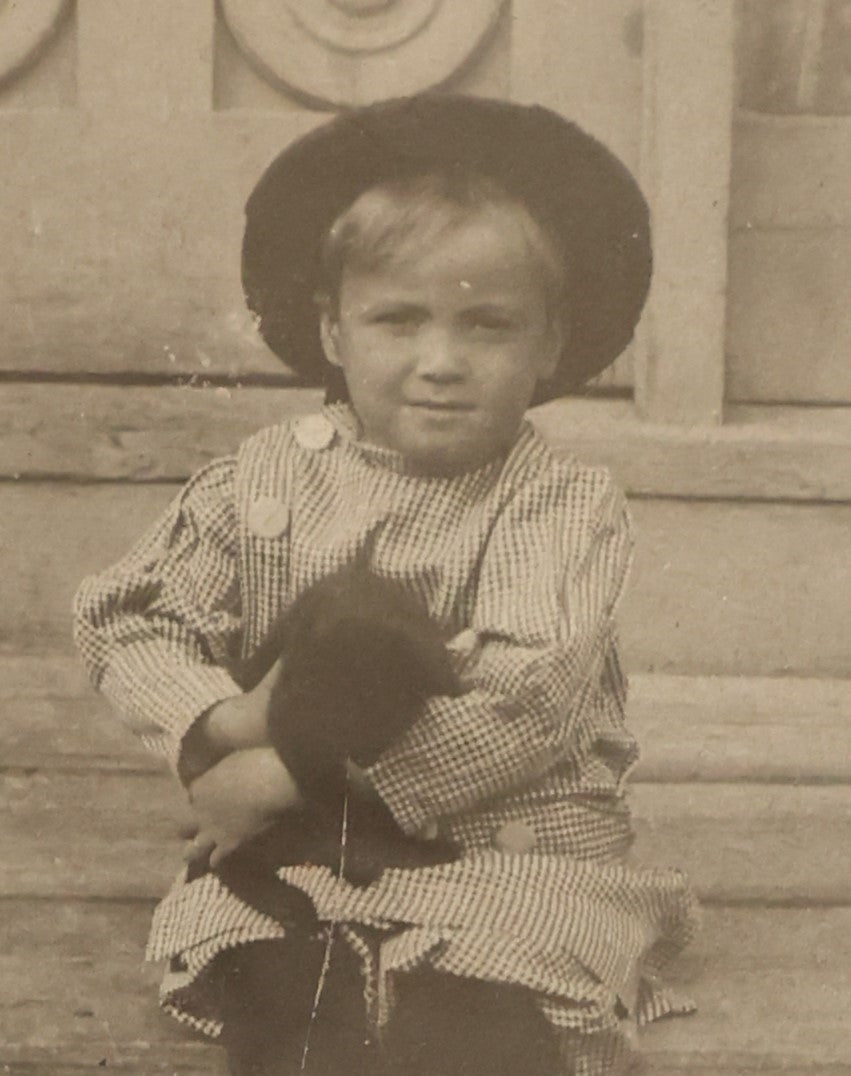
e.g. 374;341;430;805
415;328;467;382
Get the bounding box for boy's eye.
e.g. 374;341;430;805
371;307;424;329
461;310;519;333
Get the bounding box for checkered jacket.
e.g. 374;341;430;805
74;404;697;1062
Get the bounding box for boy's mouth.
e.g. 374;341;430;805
407;400;475;413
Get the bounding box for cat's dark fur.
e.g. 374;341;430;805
190;570;559;1076
191;567;462;924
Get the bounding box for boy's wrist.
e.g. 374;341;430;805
207;691;269;751
204;696;243;753
178;708;228;787
177;693;261;787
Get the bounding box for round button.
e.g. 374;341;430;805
294;414;335;451
447;628;480;658
246;495;290;539
418;819;440;841
494;821;537;855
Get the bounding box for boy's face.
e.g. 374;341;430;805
320;210;561;476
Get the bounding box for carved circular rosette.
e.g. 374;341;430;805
0;0;71;88
219;0;505;107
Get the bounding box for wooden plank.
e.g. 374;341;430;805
0;109;322;377
0;384;323;481
0;655;158;774
0;0;76;110
623;497;851;678
630;782;851;903
0;900;225;1073
76;0;215;113
3;484;851;677
639;905;851;1074
727;227;851;403
4;656;850;785
533;398;851;502
509;0;642;167
4;385;851;500
1;901;850;1073
731;113;851;229
0;771;191;899
0;484;176;656
634;0;734;425
2;771;849;903
628;674;851;784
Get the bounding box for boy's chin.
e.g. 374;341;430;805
401;435;508;477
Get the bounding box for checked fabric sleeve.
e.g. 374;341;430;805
73;458;244;773
367;476;634;834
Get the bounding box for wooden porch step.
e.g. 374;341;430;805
3;656;848;1072
4;655;851;783
1;900;848;1075
4;768;849;905
3;657;850;905
5;485;851;678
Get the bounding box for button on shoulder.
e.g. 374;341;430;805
246;495;290;539
293;414;335;451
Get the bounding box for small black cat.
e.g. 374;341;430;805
194;570;558;1076
196;567;462;925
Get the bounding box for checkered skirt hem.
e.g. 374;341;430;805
148;850;698;1070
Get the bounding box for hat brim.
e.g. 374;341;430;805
242;94;651;401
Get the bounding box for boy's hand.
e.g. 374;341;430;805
186;746;302;868
207;658;282;752
178;660;282;786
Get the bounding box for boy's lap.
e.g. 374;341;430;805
214;935;560;1076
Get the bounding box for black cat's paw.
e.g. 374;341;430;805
341;831;460;887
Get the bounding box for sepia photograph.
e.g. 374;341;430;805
1;1;849;1073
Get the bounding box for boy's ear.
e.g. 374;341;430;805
319;309;343;368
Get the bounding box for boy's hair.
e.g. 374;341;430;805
317;171;567;321
243;95;653;394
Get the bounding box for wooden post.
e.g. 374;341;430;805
635;0;735;425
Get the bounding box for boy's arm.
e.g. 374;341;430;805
73;458;247;775
366;476;633;835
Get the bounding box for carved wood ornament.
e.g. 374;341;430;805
0;0;70;87
219;0;505;106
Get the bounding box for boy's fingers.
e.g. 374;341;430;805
209;838;241;869
177;820;199;841
183;830;216;864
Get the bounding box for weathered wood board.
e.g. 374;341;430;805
731;113;851;230
0;384;322;482
1;109;320;380
726;113;851;404
3;384;850;501
638;906;851;1073
626;672;851;783
4;484;849;676
0;899;222;1074
533;398;851;503
3;770;849;903
727;227;851;403
1;901;849;1074
4;656;850;785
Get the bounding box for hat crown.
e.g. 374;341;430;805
243;94;651;399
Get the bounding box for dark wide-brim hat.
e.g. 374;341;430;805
243;94;651;400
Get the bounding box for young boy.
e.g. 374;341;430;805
74;95;697;1075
